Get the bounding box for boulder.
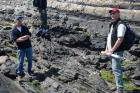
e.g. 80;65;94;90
0;56;8;65
90;35;106;51
0;73;28;93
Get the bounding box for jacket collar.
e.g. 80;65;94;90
111;18;121;26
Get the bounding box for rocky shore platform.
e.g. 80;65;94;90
0;0;140;93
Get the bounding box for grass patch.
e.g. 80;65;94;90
100;69;140;91
124;81;140;91
122;59;136;67
28;80;43;93
100;69;114;83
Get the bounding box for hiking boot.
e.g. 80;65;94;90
28;70;34;76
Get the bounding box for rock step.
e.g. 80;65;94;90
48;0;140;22
57;0;140;9
0;73;28;93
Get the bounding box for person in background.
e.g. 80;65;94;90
33;0;47;28
33;0;49;39
12;16;33;81
102;8;126;93
39;0;47;28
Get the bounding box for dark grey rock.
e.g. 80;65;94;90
131;71;140;80
0;1;140;93
129;46;140;58
0;73;28;93
7;9;15;14
90;35;106;51
25;12;32;17
0;59;17;79
58;33;90;48
133;80;140;86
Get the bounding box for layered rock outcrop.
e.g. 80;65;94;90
0;0;140;93
0;73;28;93
48;0;140;22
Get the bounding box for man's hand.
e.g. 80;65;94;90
20;35;30;39
101;50;113;56
106;50;113;56
16;35;30;42
101;50;108;56
25;35;31;39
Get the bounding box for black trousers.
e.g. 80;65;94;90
39;8;47;28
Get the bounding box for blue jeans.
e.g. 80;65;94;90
110;51;124;90
16;47;32;75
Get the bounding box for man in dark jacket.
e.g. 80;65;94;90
12;16;33;81
102;8;126;93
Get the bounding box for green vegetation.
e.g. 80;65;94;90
100;70;114;83
122;59;136;67
100;58;140;90
101;69;140;91
32;80;40;86
28;80;43;93
124;81;140;90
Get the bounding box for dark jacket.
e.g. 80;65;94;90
12;25;32;49
109;18;127;52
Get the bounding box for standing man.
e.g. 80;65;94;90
38;0;47;28
33;0;47;28
12;16;33;81
102;8;126;93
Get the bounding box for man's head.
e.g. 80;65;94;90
15;16;23;26
109;8;120;21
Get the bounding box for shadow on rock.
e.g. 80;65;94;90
31;67;60;82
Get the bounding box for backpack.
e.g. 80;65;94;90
124;23;135;50
116;21;135;50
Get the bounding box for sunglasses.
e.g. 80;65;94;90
110;12;116;15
